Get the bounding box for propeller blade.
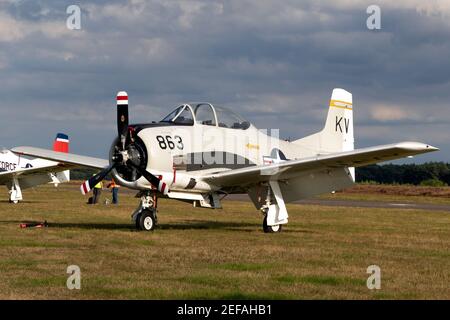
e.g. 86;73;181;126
117;91;129;150
127;161;169;195
80;164;116;195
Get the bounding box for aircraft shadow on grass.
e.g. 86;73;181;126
0;200;44;204
49;220;257;231
0;219;254;231
0;219;316;233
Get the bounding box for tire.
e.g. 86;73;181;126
135;213;142;229
263;215;282;233
137;209;157;231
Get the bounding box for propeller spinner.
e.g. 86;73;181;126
80;91;169;196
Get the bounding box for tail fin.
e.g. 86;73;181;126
51;133;70;184
53;133;69;153
294;88;354;154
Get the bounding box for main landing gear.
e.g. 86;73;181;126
262;215;282;233
132;190;158;231
9;177;23;204
130;183;289;233
260;181;289;233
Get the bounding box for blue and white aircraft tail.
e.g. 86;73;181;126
0;133;71;203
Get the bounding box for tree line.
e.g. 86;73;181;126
356;162;450;186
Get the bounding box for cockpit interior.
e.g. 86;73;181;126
161;103;251;130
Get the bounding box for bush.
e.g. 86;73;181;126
359;180;379;185
419;179;447;187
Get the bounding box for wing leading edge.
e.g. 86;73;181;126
200;141;439;187
11;147;109;170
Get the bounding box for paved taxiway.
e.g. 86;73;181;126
226;194;450;212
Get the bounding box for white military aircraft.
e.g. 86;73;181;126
1;133;70;203
12;89;438;232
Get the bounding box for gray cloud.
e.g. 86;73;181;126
0;0;449;162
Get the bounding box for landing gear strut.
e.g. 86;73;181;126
260;181;288;233
9;177;23;204
132;190;158;231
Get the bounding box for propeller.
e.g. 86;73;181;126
127;161;168;195
80;163;116;195
80;91;169;196
117;91;129;150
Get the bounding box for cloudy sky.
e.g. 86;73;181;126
0;0;449;163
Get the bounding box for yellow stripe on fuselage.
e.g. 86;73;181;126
329;99;352;110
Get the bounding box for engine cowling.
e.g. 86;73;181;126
109;134;148;189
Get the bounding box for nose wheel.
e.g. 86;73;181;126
136;209;157;231
132;190;158;231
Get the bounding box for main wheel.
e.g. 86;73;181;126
263;215;282;233
136;209;157;231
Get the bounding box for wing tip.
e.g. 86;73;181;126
395;141;439;152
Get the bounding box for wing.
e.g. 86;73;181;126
11;147;109;170
0;163;78;184
200;141;438;187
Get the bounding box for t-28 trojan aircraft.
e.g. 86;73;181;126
1;133;70;203
12;89;438;232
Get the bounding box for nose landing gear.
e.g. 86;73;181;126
132;190;158;231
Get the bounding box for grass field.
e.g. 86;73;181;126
322;184;450;205
0;184;449;299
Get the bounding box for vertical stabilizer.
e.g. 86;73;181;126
293;88;354;153
52;133;70;184
53;133;70;153
293;88;355;180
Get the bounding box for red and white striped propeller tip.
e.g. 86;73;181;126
117;91;128;105
158;181;168;195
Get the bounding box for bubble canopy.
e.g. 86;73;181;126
160;103;251;130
